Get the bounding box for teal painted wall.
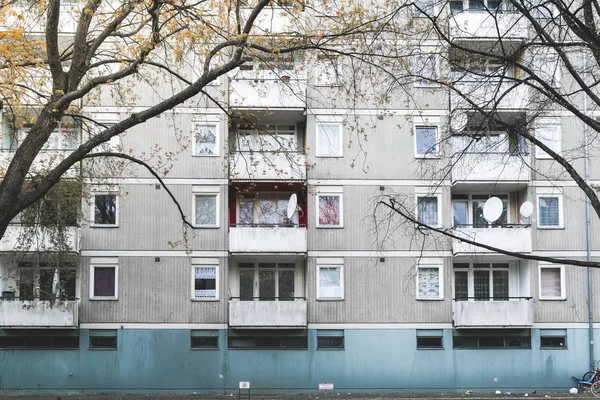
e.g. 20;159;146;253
0;328;596;394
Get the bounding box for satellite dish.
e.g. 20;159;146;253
451;112;468;132
287;193;297;220
483;196;503;222
520;201;534;218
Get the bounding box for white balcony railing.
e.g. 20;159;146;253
229;151;306;180
229;299;307;328
453;298;533;328
229;78;307;108
0;299;79;328
451;81;528;110
452;153;531;183
0;225;79;253
229;226;307;253
449;11;529;40
452;226;532;254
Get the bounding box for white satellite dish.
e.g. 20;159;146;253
483;196;503;222
450;112;468;132
287;193;297;220
519;201;534;218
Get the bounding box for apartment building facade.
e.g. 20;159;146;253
0;0;599;394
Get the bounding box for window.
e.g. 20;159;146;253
236;124;297;152
453;330;531;349
238;262;296;301
540;330;567;349
89;330;117;349
317;330;345;350
193;123;218;156
92;193;117;226
191;330;219;349
316;122;343;157
0;332;79;349
416;195;440;226
90;261;118;300
466;0;503;11
415;126;438;157
535;124;561;158
417;264;443;300
228;331;308;350
238;192;298;226
314;57;340;86
537;195;562;228
414;54;438;86
539;265;565;300
317;261;343;300
452;194;509;227
453;263;510;301
416;330;443;349
414;0;436;17
317;193;343;227
192;263;218;300
194;194;218;228
16;263;76;300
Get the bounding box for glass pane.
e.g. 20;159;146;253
194;124;217;155
541;268;562;297
539;197;559;227
257;199;278;225
488;0;501;10
418;268;440;298
239;200;254;225
239;270;254;301
194;267;217;298
39;269;55;300
450;0;464;12
453;201;468;227
279;270;295;301
416;126;438;156
319;267;341;298
319;195;341;226
259;270;276;300
491;198;509;227
195;195;217;226
417;197;438;225
454;271;468;300
470;0;485;9
19;268;34;300
317;123;341;156
474;270;490;300
472;200;487;227
93;267;116;297
94;194;116;224
493;270;509;300
61;269;76;300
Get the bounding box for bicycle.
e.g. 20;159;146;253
572;360;600;396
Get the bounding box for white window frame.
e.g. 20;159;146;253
89;259;118;301
414;125;439;158
413;53;439;87
316;259;344;301
90;192;119;228
315;121;343;157
190;259;219;301
452;262;511;300
415;191;442;227
316;187;343;228
192;122;219;157
192;188;221;229
538;264;566;300
535;122;561;159
314;57;341;86
536;194;563;229
416;262;443;300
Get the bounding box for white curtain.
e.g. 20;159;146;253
319;267;341;298
194;124;216;155
541;268;561;297
195;267;216;298
317;123;341;155
195;196;216;226
418;267;440;298
417;197;438;225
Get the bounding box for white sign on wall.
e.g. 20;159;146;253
318;383;334;390
239;381;250;389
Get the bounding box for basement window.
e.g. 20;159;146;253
89;330;117;350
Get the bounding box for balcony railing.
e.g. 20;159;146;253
229;78;307;108
452;152;530;184
452;224;532;254
450;80;528;110
453;297;533;328
449;10;529;40
0;225;79;253
229;298;307;329
229;224;307;253
229;151;306;180
0;298;79;328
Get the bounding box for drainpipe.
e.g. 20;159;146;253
582;50;594;369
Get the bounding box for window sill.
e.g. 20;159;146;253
417;297;444;301
316;298;344;301
89;297;118;301
90;224;119;228
316;226;344;229
537;226;564;229
192;154;220;157
414;155;441;159
539;297;566;301
314;83;342;87
88;348;118;351
191;347;219;351
417;347;444;350
317;348;345;351
193;226;221;229
315;154;344;158
540;347;567;350
191;298;219;302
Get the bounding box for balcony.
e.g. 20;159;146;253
229;78;307;108
449;11;529;41
0;225;79;253
229;299;307;329
229;151;306;180
452;225;532;254
453;298;533;328
0;299;79;328
451;81;528;110
229;226;307;254
452;153;530;184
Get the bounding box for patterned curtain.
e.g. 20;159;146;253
418;268;440;298
194;267;216;298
